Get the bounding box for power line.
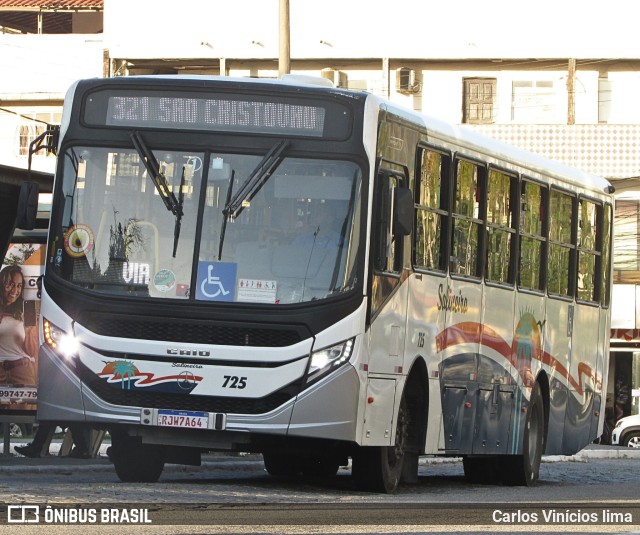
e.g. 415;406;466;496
0;107;53;125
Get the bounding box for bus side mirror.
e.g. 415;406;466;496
393;187;413;237
15;181;39;230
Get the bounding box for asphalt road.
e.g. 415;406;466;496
0;447;638;533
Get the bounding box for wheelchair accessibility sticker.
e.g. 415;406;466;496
196;262;237;301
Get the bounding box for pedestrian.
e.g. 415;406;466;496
15;423;92;458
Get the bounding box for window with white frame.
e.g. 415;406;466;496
511;81;555;123
15;111;61;157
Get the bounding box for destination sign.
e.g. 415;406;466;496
108;96;325;135
82;88;351;138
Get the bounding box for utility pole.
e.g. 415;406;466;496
279;0;290;77
567;58;576;125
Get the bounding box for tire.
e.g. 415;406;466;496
263;452;299;476
110;434;165;483
263;452;340;478
352;396;408;493
501;382;545;486
462;456;500;485
299;456;340;478
622;431;640;448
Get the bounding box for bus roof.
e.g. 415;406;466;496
375;97;613;197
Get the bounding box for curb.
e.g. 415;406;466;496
544;447;640;462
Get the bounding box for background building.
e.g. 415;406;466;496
0;0;104;172
1;0;639;421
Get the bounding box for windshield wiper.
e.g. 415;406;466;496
217;139;289;260
130;131;182;218
172;165;187;257
223;139;289;219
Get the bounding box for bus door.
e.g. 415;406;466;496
365;166;412;445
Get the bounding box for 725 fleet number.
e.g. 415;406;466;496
222;376;247;389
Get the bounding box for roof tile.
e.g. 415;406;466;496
0;0;102;9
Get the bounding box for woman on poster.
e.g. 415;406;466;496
0;265;37;406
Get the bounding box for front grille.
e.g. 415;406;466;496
80;313;304;347
80;365;301;415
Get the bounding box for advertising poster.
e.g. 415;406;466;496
0;243;44;415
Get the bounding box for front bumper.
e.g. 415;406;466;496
37;341;361;447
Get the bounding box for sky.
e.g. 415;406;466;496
102;0;640;60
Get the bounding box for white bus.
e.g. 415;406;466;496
36;75;613;492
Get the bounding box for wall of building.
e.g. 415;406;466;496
0;34;104;171
0;35;103;94
0;105;60;173
72;12;104;34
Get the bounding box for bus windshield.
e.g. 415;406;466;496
47;145;362;305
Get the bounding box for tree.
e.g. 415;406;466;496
3;243;36;266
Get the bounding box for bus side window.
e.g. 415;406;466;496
577;198;599;302
486;168;516;284
414;148;448;272
451;159;483;278
518;180;547;292
548;189;576;297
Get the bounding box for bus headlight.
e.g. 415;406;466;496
305;338;355;384
43;319;80;360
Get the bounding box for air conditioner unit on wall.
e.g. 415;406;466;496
321;69;348;88
396;67;418;94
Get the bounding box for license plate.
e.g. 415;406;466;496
157;409;209;429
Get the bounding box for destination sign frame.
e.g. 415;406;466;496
83;88;352;139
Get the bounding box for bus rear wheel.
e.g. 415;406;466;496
110;434;166;483
263;452;340;478
352;396;408;493
501;382;544;486
462;456;500;484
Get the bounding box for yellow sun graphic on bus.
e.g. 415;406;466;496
512;310;544;387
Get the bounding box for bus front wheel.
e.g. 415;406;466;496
352;396;408;493
110;434;166;483
299;456;340;478
263;452;298;476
